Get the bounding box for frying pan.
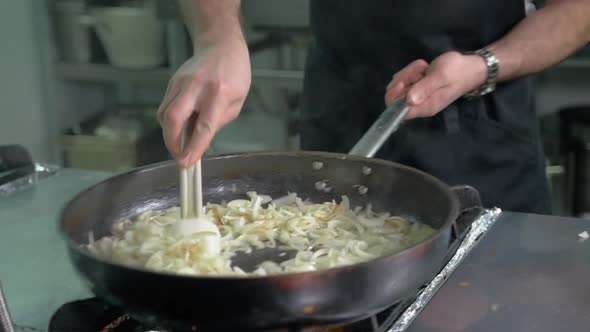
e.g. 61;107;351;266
60;100;473;331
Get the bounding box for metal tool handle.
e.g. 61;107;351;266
0;282;15;332
349;99;410;158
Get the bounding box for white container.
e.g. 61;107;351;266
52;0;91;62
83;6;165;69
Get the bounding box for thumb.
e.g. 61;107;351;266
406;70;449;106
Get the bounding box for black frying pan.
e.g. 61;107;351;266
60;100;467;331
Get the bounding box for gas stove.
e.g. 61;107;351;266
43;206;486;332
47;295;416;332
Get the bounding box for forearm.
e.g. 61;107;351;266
179;0;244;49
488;0;590;81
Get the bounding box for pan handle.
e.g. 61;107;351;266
451;185;482;210
450;185;484;237
348;99;410;158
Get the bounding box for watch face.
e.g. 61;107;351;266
481;86;495;96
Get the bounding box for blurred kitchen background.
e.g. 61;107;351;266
0;0;589;217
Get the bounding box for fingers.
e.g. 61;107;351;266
404;66;453;118
384;80;407;105
392;59;429;86
384;59;429;106
157;77;183;122
179;84;223;168
160;77;203;160
385;55;462;119
406;66;450;106
160;75;246;168
406;87;457;119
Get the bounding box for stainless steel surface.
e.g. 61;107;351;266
390;208;502;332
408;212;590;332
349;99;410;158
0;283;16;332
0;169;109;329
0;164;60;197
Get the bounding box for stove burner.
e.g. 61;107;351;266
48;297;410;332
48;298;163;332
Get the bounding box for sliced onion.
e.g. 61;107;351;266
86;192;435;276
357;215;386;228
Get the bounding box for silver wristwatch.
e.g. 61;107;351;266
465;47;499;97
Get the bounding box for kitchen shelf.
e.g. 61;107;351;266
55;62;304;89
252;68;304;89
56;62;172;83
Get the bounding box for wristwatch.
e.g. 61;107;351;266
464;47;499;97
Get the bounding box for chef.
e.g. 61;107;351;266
158;0;590;214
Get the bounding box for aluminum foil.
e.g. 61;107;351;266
388;208;503;332
0;163;60;197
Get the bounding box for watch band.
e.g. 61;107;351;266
465;47;499;97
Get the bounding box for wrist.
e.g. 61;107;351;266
184;0;244;50
463;48;499;97
193;23;245;51
465;55;488;89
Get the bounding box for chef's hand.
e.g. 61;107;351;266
384;51;488;119
158;37;251;168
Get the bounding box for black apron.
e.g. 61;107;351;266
301;0;552;214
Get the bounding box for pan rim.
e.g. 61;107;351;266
59;150;460;281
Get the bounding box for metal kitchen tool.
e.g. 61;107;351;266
0;282;15;332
